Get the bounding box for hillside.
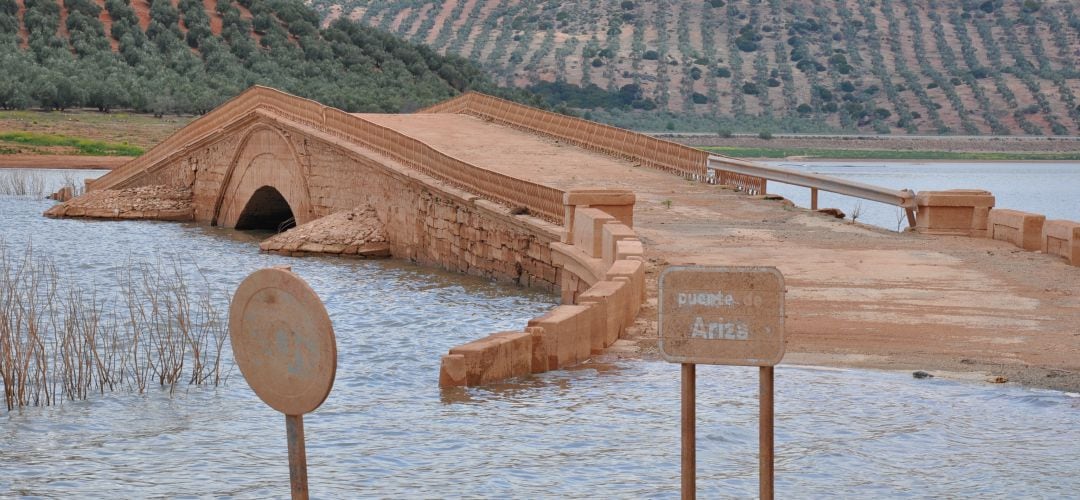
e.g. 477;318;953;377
308;0;1080;135
0;0;526;115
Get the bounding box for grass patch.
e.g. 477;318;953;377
0;131;143;156
0;110;152;125
702;146;1080;161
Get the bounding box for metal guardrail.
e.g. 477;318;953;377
707;155;918;226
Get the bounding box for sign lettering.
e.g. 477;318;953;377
659;266;785;366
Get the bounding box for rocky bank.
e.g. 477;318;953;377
259;206;390;258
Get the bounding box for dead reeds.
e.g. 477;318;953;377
0;171;47;198
0;171;84;198
0;243;230;411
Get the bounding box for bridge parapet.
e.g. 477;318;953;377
422;92;773;193
439;189;646;387
92;86;566;225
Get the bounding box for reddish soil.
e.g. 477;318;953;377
424;0;459;46
57;2;69;42
131;0;151;31
15;0;28;48
360;113;1080;391
403;4;430;38
452;0;479;32
320;3;341;29
97;0;118;50
387;6;409;33
173;0;188;35
203;0;221;35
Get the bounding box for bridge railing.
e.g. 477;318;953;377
93;86;566;225
323;108;566;223
421;92;770;194
94;88;281;190
422;92;714;182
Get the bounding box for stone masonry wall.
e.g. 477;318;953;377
76;116;564;291
439;191;646;388
298;126;563;290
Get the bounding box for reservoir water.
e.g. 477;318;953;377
2;169;1079;497
763;161;1080;231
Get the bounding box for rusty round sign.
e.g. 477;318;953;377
229;267;337;415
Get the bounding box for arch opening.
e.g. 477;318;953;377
234;186;295;231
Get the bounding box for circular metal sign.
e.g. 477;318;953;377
229;267;337;415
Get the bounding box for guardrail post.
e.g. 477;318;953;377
810;188;818;210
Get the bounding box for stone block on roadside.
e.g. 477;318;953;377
989;209;1045;251
1042;219;1080;266
915;190;995;237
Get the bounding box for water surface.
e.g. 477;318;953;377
2;169;1078;497
764;161;1080;230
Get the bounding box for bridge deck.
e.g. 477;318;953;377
355;113;651;188
363;113;1080;388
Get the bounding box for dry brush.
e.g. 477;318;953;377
0;244;230;411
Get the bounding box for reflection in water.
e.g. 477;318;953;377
1;170;1079;496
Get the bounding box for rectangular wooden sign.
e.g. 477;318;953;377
659;266;785;366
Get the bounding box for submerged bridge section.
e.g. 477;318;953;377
76;86;1080;390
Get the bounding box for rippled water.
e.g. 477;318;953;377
2;169;1079;497
764;161;1080;230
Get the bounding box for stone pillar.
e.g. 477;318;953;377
914;190;995;237
562;189;636;243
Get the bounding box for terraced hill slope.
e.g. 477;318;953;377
309;0;1080;135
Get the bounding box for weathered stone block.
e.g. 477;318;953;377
989;209;1045;252
563;189;636;228
449;331;533;386
576;280;630;352
527;305;593;369
615;238;644;261
526;326;549;373
606;259;646;315
439;354;467;387
572;207;615;258
915;190;995;237
601;223;637;267
1042;219;1080;266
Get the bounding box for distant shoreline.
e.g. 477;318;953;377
0;155;126;170
2;150;1075;172
701;146;1080;162
677;133;1080;162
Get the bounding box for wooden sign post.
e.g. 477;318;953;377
659;266;785;500
230;267;338;500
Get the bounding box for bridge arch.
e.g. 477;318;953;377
234;185;295;230
213;124;313;229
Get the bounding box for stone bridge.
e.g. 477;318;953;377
66;86;1080;390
